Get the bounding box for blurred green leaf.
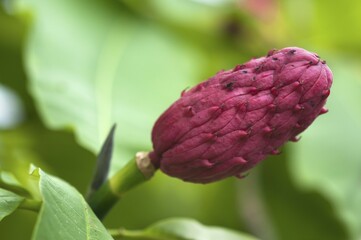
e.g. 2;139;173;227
106;173;244;231
0;127;42;200
270;0;361;54
1;172;22;187
0;171;33;198
0;7;31;114
120;0;265;56
112;218;257;240
33;168;113;240
0;210;36;240
13;0;205;173
259;154;348;240
0;121;96;199
121;0;237;35
0;4;25;49
289;57;361;239
0;188;24;221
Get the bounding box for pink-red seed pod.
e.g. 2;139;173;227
149;47;333;183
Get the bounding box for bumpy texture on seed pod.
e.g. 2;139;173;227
149;47;333;183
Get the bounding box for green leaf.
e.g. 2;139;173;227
289;58;361;239
13;0;204;172
0;188;24;221
33;168;113;240
112;218;257;240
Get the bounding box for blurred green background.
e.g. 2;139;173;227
1;0;361;239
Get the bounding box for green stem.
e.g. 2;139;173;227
88;152;156;220
18;199;42;212
108;228;150;239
